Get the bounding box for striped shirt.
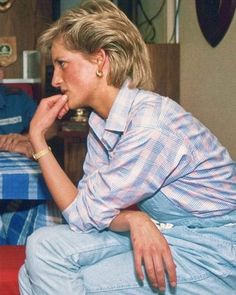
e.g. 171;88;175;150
63;80;236;232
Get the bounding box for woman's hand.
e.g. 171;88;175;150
29;94;69;144
129;212;176;291
109;210;176;291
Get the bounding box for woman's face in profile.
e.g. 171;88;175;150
51;38;101;110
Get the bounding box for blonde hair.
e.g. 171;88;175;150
38;0;153;90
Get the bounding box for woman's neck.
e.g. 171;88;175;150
92;85;119;119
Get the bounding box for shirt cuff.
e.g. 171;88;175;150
62;196;98;232
62;198;82;231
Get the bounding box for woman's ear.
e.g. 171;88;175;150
93;48;106;68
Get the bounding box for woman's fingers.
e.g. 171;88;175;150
136;249;174;291
47;95;69;120
151;251;165;290
30;94;69;137
133;239;166;290
163;249;177;288
46;94;66;107
48;95;69;119
129;212;176;292
58;101;70;119
133;246;144;281
143;254;160;289
43;94;68;118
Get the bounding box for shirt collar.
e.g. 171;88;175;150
105;79;139;132
89;79;139;150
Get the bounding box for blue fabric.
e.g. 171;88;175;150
0;153;64;245
0;200;65;245
0;152;51;200
0;85;37;134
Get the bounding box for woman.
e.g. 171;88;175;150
19;0;236;294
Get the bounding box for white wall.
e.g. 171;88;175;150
179;0;236;159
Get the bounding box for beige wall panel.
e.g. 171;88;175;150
179;0;236;159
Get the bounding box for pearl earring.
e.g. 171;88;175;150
96;70;103;77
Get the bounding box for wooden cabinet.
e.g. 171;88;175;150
147;43;180;103
59;130;88;185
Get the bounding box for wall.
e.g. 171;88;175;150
0;0;52;79
60;0;81;13
179;0;236;159
137;0;167;43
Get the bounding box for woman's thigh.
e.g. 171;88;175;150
81;224;235;295
24;224;235;294
82;249;234;295
22;225;132;294
25;224;131;270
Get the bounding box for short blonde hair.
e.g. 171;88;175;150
38;0;153;90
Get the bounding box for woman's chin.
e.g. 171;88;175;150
67;97;86;110
67;100;76;110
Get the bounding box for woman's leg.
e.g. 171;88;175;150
19;265;33;295
82;250;233;295
19;224;131;294
19;222;236;294
81;222;236;295
82;224;235;294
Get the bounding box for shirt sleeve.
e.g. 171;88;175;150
62;126;194;232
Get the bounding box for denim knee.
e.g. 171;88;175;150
24;226;55;275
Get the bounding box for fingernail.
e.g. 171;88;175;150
62;95;67;101
152;283;158;289
171;281;177;288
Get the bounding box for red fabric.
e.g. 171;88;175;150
7;83;33;97
128;204;138;210
0;246;25;295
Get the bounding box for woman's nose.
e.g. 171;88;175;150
51;70;63;88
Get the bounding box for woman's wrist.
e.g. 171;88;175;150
29;126;47;145
32;146;52;161
126;211;150;231
110;210;150;232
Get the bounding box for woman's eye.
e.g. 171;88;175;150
58;61;65;68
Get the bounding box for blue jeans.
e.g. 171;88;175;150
19;192;236;294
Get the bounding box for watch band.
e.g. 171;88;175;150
32;146;51;161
